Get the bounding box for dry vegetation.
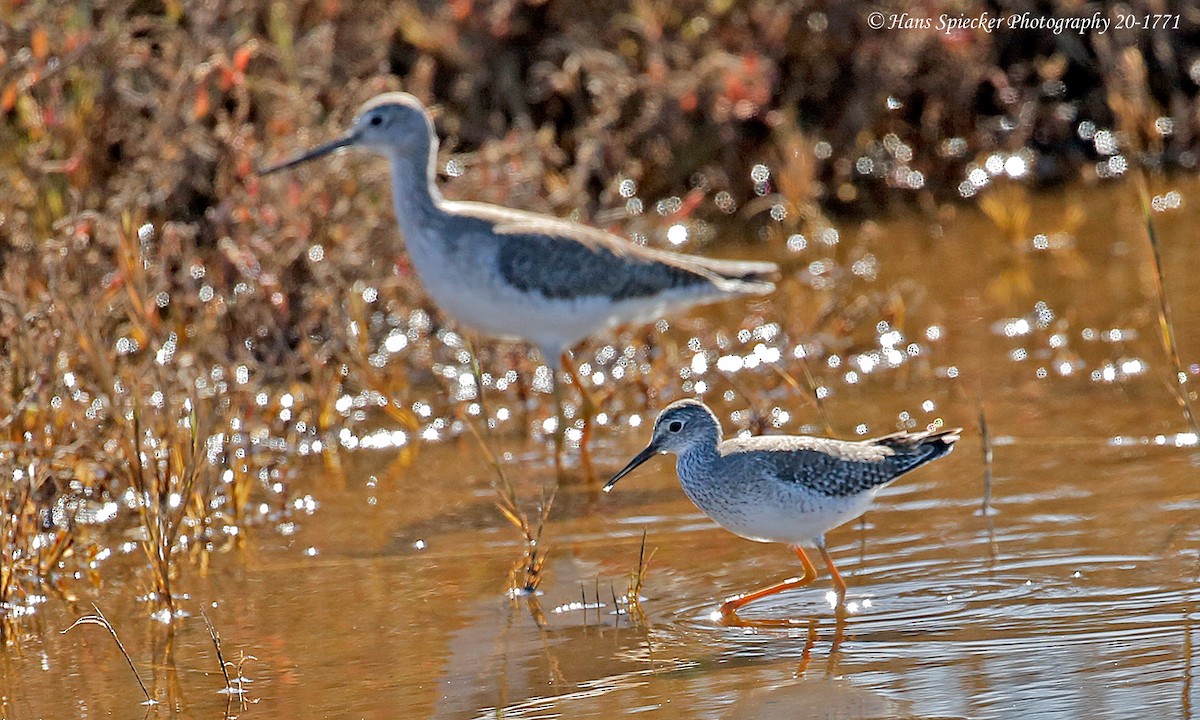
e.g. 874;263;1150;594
1;0;1196;630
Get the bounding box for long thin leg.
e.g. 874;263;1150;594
551;371;565;479
559;351;596;481
795;619;819;675
720;545;818;617
816;539;847;602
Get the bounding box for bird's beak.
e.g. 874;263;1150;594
603;444;660;493
257;131;358;175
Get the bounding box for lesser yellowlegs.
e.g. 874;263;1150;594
604;399;960;619
259;93;778;466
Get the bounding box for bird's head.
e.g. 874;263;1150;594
603;399;720;492
258;92;435;174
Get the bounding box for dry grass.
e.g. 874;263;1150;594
203;609;256;712
463;347;556;597
623;530;655;625
1135;176;1200;435
62;604;155;706
1097;40;1199;435
0;210;319;618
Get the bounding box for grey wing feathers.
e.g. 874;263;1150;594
727;428;960;497
448;200;778;297
493;230;715;300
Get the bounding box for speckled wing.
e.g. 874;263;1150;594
493;229;725;300
727;429;960;498
446;201;778;300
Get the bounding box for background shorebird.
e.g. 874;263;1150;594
259;93;778;473
605;399;960;622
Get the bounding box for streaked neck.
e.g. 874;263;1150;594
675;431;722;485
386;146;445;256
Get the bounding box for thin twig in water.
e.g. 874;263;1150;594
1136;174;1200;435
463;339;556;595
202;610;255;711
62;604;155;706
625;529;655;624
202;610;232;690
231;652;256;693
579;583;588;626
203;610;237;720
976;395;994;515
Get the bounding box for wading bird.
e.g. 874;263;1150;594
605;399;959;620
260;93;777;473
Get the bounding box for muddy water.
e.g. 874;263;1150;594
6;178;1200;719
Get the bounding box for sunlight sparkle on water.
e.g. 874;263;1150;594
532;365;553;393
1154;433;1200;447
552;600;607;614
996;317;1032;337
1004;154;1027;178
717;355;742;372
667;224;688;245
384;331;408;352
358;429;409;449
1152;191;1182;212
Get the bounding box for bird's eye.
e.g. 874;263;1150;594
667;420;683;432
369;115;383;126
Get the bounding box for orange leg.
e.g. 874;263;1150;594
720;545;818;617
559;351;596;481
817;541;847;602
794;619;820;675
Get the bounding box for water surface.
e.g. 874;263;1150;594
5;178;1200;719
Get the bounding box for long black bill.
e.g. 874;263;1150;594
256;132;358;175
603;444;659;493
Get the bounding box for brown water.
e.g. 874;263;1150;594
5;178;1200;719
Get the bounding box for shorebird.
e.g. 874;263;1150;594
605;399;960;619
259;93;777;468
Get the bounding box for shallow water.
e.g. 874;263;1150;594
6;178;1200;719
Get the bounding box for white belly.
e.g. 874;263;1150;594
422;264;721;358
690;484;879;547
397;221;733;359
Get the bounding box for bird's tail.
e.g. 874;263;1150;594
876;427;961;477
690;256;780;294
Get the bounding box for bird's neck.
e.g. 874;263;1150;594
675;432;721;486
386;145;445;257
